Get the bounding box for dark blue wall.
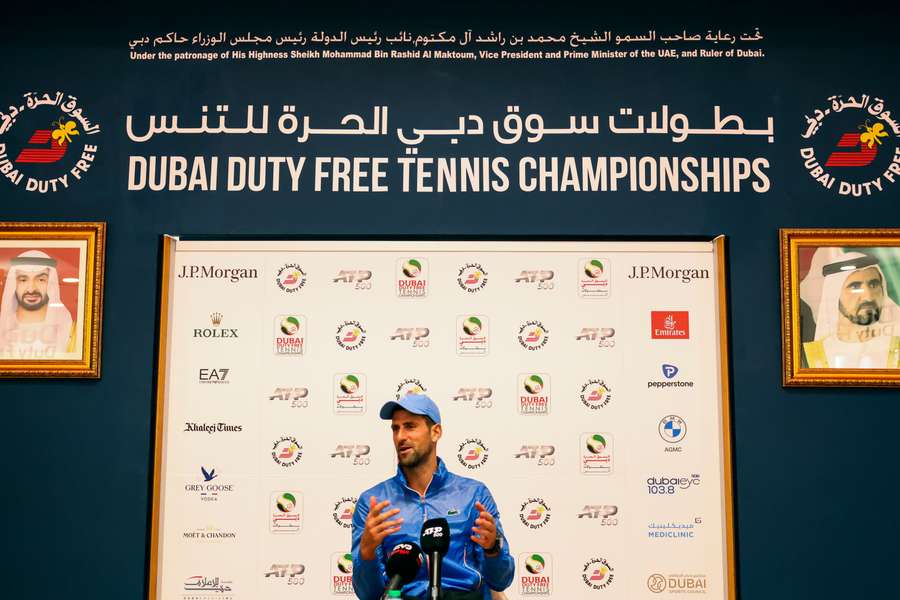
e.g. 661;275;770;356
2;5;899;599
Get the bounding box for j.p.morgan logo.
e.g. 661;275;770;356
519;498;551;529
194;312;238;339
457;438;489;469
629;265;710;283
582;557;614;590
800;93;900;197
0;90;100;193
457;263;488;292
647;573;708;594
519;553;552;595
178;265;259;282
275;263;307;293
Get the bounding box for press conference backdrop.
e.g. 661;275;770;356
151;237;733;599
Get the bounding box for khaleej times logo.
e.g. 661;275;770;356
457;263;488;292
331;552;354;595
270;491;302;533
514;269;555;290
453;386;494;408
274;315;305;355
335;320;367;350
519;498;551;529
457;438;489;469
579;258;611;298
457;315;489;356
269;386;309;408
582;557;614;590
519;553;552;595
264;563;306;586
518;320;550;350
519;373;550;414
0;91;100;193
275;263;307;293
397;258;428;297
333;268;373;289
332;497;357;529
580;379;612;410
647;573;708;594
800;93;900;196
334;373;366;414
271;436;303;467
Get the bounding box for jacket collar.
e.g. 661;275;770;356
394;456;449;494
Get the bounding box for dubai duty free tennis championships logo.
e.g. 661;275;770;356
800;93;899;196
0;91;100;193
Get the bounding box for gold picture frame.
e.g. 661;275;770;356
0;222;106;378
781;228;900;386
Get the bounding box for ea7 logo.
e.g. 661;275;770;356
514;445;555;459
824;132;878;167
453;388;493;402
577;505;618;518
423;527;444;537
330;444;371;458
199;368;229;382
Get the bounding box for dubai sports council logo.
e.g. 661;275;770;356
579;258;611;298
0;91;100;193
397;258;427;297
800;93;899;197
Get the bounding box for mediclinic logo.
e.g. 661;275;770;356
581;433;613;475
518;553;552;595
578;258;611;298
457;315;489;356
396;257;428;297
331;552;354;595
273;315;305;355
457;262;488;292
270;491;302;533
519;373;550;415
334;373;366;414
275;263;307;293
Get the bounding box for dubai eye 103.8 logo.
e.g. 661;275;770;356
0;91;100;193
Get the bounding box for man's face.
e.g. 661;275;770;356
838;266;884;326
391;409;441;468
14;268;50;311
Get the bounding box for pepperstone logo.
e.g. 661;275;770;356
651;311;690;339
582;557;614;590
182;524;237;542
183;575;234;598
519;498;551;529
330;444;371;466
397;258;428;297
800;93;900;197
513;444;556;466
648;363;695;389
452;386;494;408
457;315;489;356
334;373;366;414
274;315;305;355
184;466;234;502
519;373;550;415
457;263;488;293
184;421;242;434
331;552;354;595
577;505;619;525
332;497;357;529
580;379;612;410
193;312;238;339
519;553;552;595
335;320;366;350
198;368;230;384
628;265;710;283
579;258;611;299
659;415;687;447
514;269;555;290
395;378;427;400
581;433;613;475
457;438;489;469
390;327;431;348
269;387;309;409
575;327;616;348
333;268;372;289
177;264;259;282
0;91;100;193
275;263;307;293
647;518;701;540
647;474;702;495
271;436;303;467
270;491;302;533
263;563;306;586
518;320;550;350
647;573;708;594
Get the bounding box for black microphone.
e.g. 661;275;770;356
420;518;450;600
383;542;422;599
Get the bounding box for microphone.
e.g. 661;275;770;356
383;542;422;599
420;518;450;600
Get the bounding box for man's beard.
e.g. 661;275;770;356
398;445;432;468
15;291;49;311
839;300;881;326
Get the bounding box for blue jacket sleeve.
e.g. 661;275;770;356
351;495;388;600
479;488;515;591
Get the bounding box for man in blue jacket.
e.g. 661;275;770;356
351;393;514;600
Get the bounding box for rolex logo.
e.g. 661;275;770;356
194;313;238;339
211;312;223;326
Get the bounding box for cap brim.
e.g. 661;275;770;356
379;400;404;419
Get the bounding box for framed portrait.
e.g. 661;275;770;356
0;222;106;378
781;228;900;387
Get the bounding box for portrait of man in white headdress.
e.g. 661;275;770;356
800;248;900;369
0;250;76;359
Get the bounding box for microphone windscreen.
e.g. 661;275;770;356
420;518;450;555
386;542;423;583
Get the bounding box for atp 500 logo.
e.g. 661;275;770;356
0;91;100;193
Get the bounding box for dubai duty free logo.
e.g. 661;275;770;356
0;91;100;193
800;93;900;196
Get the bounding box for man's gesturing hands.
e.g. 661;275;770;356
470;501;499;555
360;496;404;560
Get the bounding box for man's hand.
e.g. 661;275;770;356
360;495;403;560
470;500;499;555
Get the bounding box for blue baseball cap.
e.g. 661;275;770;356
379;393;441;424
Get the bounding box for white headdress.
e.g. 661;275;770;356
0;250;73;352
